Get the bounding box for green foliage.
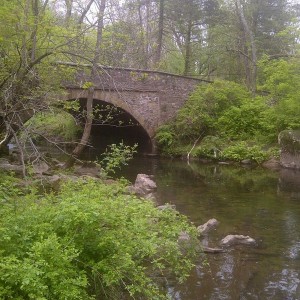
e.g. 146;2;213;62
82;82;94;89
156;60;300;162
193;138;270;163
216;96;272;140
193;136;227;159
25;110;81;143
258;57;300;132
155;80;256;158
0;172;23;205
172;80;251;141
220;142;268;163
155;125;175;150
100;142;138;176
0;179;198;299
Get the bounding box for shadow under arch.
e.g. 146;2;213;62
68;97;154;158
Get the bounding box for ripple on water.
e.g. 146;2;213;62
264;269;300;299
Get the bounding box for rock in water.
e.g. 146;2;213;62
197;218;219;235
220;234;256;247
279;130;300;169
133;174;157;197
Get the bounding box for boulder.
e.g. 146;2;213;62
220;234;256;247
0;159;23;175
279;130;300;169
197;218;219;235
74;163;101;178
32;160;50;175
262;157;281;170
132;174;157;197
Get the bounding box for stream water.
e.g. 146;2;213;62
120;157;300;300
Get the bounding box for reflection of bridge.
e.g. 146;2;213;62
62;63;207;148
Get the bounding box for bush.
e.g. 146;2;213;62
216;97;272;140
193;136;227;159
0;179;199;299
173;80;251;141
155;125;175;150
221;142;268;163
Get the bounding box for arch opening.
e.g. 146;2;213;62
70;98;153;158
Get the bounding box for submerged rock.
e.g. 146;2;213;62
197;218;219;235
220;234;256;247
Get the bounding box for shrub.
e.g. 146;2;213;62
221;142;268;163
100;142;138;176
0;179;199;299
155;125;175;150
174;80;251;141
216;96;273;140
193;136;227;159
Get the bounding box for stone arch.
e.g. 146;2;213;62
64;89;154;138
63;88;155;153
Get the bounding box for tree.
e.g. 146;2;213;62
0;0;100;170
65;0;107;167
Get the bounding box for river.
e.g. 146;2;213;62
120;157;300;300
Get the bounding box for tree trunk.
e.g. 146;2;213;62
235;0;257;93
154;0;164;66
30;0;39;62
184;20;192;75
71;87;94;158
137;1;148;69
65;0;73;26
65;0;106;167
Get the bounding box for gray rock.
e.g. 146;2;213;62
157;204;176;210
74;164;101;178
0;159;23;174
178;231;202;254
32;161;50;175
133;174;157;196
220;234;256;247
197;218;219;235
241;159;254;165
262;158;281;170
178;231;191;242
279;130;300;169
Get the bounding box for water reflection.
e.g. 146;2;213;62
120;158;300;300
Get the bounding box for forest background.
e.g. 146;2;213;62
1;0;299;163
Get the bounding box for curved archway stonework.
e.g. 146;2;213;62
61;65;208;152
63;88;158;140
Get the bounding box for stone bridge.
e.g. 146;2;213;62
62;63;208;151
